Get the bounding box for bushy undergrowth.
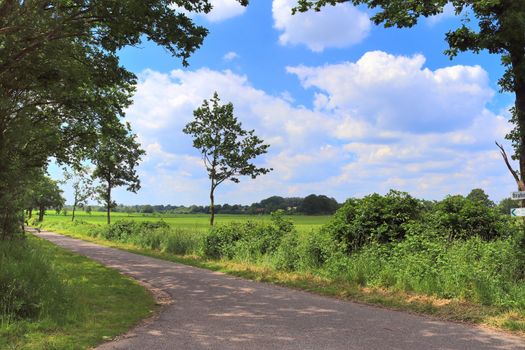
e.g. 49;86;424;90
203;210;294;261
0;238;70;327
44;219;202;256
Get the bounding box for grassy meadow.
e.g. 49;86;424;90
44;211;331;233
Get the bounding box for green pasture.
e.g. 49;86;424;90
43;211;331;233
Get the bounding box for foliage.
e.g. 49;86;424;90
183;92;271;225
24;172;65;223
331;230;525;308
498;197;516;215
322;190;423;253
0;0;248;239
202;210;295;260
299;194;339;215
432;194;512;241
92;121;145;224
466;188;495;207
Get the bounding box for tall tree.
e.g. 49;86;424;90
92;122;145;225
294;1;525;194
183;92;272;225
0;0;248;239
64;165;95;221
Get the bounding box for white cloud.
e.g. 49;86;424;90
205;0;246;22
172;0;246;22
288;51;494;133
272;0;371;52
223;51;239;61
426;3;456;26
117;51;514;205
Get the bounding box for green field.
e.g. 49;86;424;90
43;211;331;233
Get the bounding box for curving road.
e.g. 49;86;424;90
31;229;524;350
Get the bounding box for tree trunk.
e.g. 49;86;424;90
38;206;44;222
106;180;111;225
72;193;77;221
106;186;111;225
209;186;215;226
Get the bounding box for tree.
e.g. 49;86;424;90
466;188;495;208
433;195;504;241
498;197;515;215
0;0;248;239
28;174;65;223
92;122;145;225
294;1;525;198
183;92;272;225
300;194;339;215
64;165;95;221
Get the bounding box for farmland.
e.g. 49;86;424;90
43;212;331;233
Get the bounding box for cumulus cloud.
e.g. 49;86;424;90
120;51;514;205
426;3;457;26
205;0;246;22
173;0;246;22
272;0;371;52
288;51;493;133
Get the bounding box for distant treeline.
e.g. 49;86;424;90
71;194;341;216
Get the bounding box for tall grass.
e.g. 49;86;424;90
0;238;71;327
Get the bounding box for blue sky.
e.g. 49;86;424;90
54;0;518;205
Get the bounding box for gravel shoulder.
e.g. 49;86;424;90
30;228;525;350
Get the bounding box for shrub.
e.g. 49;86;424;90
432;195;512;241
202;210;295;261
323;190;422;253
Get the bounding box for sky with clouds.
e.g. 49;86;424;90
54;0;518;205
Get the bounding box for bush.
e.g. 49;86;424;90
202;210;295;261
323;190;423;252
432;195;512;241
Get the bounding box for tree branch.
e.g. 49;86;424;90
496;141;525;190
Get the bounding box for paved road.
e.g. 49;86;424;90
32;229;524;350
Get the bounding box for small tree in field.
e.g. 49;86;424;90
92;122;145;225
183;92;272;225
64;165;95;221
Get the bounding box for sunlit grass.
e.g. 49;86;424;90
43;211;330;233
1;235;156;349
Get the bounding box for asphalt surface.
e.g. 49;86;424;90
31;229;524;350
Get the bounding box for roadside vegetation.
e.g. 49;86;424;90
37;189;525;334
0;235;156;349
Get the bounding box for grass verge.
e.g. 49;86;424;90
40;223;525;336
0;234;156;350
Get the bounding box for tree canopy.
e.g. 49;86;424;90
92;122;144;225
0;0;248;238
